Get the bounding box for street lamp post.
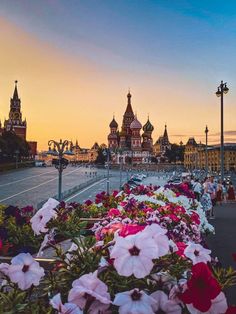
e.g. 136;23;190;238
117;148;123;190
216;81;229;180
15;149;20;169
103;148;110;195
48;139;73;201
205;125;209;173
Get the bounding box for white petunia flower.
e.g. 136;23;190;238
110;229;160;278
30;198;59;235
50;293;83;314
68;271;111;312
184;243;211;265
113;288;156;314
151;290;182;314
7;253;45;290
144;224;170;257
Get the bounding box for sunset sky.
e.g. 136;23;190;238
0;0;236;150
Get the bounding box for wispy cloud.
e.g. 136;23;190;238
210;130;236;136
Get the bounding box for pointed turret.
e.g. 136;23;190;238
142;116;154;151
163;124;168;138
109;116;118;129
143;117;154;132
125;91;134;115
108;115;119;150
130;115;142;151
120;91;135;149
13;80;19;100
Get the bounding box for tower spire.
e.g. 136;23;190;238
163;124;168;138
127;89;131;105
124;90;133;115
13;80;19;100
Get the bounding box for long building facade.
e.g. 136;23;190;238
184;137;236;171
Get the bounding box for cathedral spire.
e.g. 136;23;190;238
125;90;134;115
13;80;19;100
163;124;168;138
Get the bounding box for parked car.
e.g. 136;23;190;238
35;161;46;167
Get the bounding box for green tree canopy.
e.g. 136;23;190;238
165;144;185;163
0;131;30;163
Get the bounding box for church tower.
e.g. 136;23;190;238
162;124;170;150
120;91;135;149
142;117;154;151
130;115;142;151
108;116;119;150
4;81;27;140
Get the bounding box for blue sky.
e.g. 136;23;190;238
2;0;236;74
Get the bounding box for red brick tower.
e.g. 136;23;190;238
4;81;27;140
108;116;119;150
120;91;135;149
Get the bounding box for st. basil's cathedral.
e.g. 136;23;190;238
108;91;171;164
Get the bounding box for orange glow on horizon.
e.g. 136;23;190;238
0;17;236;151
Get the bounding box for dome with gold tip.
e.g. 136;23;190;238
109;117;118;128
143;117;154;132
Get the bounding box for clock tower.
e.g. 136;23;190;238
4;81;27;140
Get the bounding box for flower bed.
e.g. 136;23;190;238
0;183;236;313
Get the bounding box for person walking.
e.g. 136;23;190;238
227;181;236;201
222;181;228;203
193;178;202;201
216;180;223;205
200;177;212;218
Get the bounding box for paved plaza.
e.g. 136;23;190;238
0;166;106;207
208;203;236;303
0;166;169;208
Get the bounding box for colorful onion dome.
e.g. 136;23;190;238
143;118;154;132
109;117;118;128
130;116;142;129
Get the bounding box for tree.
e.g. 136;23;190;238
165;144;185;163
95;146;107;164
0;131;30;163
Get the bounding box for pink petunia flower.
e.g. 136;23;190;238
150;290;182;314
119;224;145;237
8;253;45;290
113;288;156;314
68;271;111;313
50;293;82;314
108;208;121;217
184;243;211;265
